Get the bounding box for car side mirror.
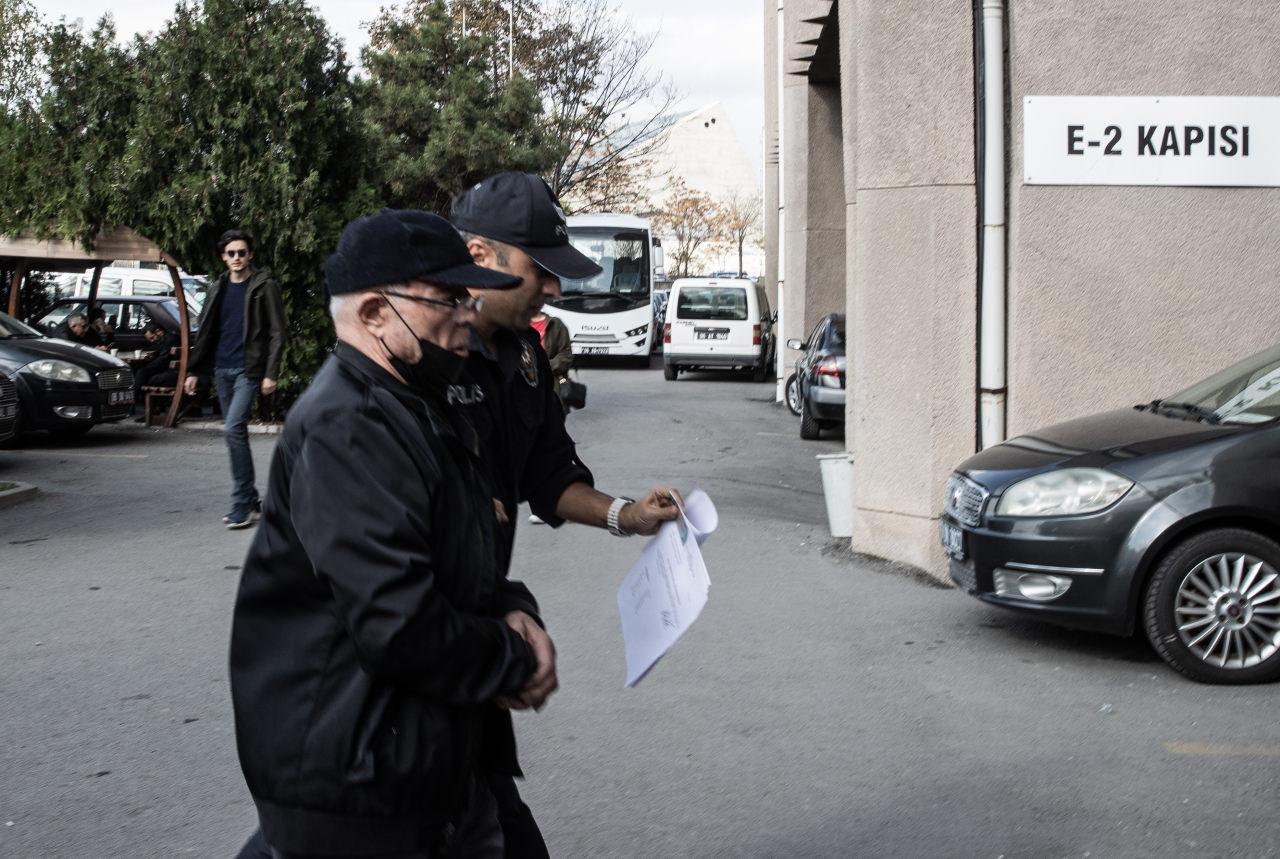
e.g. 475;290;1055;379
786;338;805;351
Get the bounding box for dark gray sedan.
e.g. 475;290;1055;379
943;342;1280;684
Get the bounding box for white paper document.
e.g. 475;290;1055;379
617;489;719;686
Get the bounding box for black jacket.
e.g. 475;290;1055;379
229;342;538;856
448;327;593;560
189;268;286;379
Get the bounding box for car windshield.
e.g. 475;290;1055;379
1162;343;1280;425
0;311;43;338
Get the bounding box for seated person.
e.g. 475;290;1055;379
89;307;116;348
133;324;180;404
51;312;108;350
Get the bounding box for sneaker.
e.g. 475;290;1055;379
528;514;545;524
225;504;261;530
223;499;262;525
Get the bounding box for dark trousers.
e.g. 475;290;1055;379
488;775;549;859
234;776;506;859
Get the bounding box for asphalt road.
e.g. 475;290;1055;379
2;362;1279;858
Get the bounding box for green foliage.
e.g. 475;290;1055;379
0;16;136;245
360;0;562;213
119;0;374;394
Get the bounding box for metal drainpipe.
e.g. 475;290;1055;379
978;0;1007;449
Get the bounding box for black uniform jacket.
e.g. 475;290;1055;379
189;268;286;379
229;342;538;856
448;327;593;561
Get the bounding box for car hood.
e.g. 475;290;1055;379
0;337;128;373
959;407;1245;487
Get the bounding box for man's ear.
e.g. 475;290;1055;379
355;293;387;330
466;238;492;266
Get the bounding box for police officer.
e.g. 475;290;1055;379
229;210;555;859
450;172;681;857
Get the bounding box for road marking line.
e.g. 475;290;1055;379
18;450;148;460
1165;741;1280;757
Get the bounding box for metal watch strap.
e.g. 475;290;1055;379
607;496;635;537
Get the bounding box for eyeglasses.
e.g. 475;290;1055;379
224;249;249;259
383;291;483;314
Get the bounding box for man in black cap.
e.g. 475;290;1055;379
451;172;681;856
229;209;557;859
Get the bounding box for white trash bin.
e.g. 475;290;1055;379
816;452;855;538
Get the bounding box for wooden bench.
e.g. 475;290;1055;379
141;347;184;427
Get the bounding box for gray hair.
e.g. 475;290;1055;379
67;312;88;326
456;231;511;267
328;284;407;322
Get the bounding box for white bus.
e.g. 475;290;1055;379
543;213;664;361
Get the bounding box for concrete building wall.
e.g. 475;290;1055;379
762;2;780;308
1006;2;1280;435
847;0;977;571
779;0;814;359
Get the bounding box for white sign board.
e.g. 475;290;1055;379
1023;96;1280;186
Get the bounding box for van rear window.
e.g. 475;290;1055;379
676;287;748;321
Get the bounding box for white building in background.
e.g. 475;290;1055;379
630;103;765;278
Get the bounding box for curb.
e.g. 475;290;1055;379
0;481;38;510
180;420;283;436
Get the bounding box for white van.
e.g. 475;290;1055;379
662;277;776;381
68;266;207;311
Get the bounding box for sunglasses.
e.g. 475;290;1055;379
384;291;483;314
224;249;250;258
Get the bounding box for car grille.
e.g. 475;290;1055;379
573;334;618;344
98;368;134;390
0;374;17;428
944;473;989;527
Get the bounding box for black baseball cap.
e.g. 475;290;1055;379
325;209;521;296
450;172;603;280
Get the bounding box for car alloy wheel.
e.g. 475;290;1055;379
1145;529;1280;684
785;373;801;415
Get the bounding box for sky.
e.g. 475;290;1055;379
33;0;765;172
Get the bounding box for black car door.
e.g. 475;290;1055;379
798;318;828;399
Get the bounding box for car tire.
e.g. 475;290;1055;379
785;374;802;416
663;363;678;381
1143;528;1280;684
799;397;820;440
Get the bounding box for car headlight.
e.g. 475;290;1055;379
625;324;649;338
24;359;93;385
995;468;1133;518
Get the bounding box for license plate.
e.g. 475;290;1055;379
695;329;729;340
940;519;966;561
108;390;134;405
581;347;609;355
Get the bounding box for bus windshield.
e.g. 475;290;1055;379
552;228;650;313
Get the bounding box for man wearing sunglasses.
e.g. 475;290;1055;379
185;229;286;530
231;210;554;859
450;172;681;858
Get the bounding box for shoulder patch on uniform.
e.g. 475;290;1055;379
518;340;539;388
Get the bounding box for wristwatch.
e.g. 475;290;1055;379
607;496;635;537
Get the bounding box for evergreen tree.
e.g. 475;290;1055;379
119;0;372;392
360;0;561;213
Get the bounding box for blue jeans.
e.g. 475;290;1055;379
215;368;260;514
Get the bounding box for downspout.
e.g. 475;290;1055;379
978;0;1007;449
774;0;787;398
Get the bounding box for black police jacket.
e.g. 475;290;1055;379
449;327;593;560
229;342;538;856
